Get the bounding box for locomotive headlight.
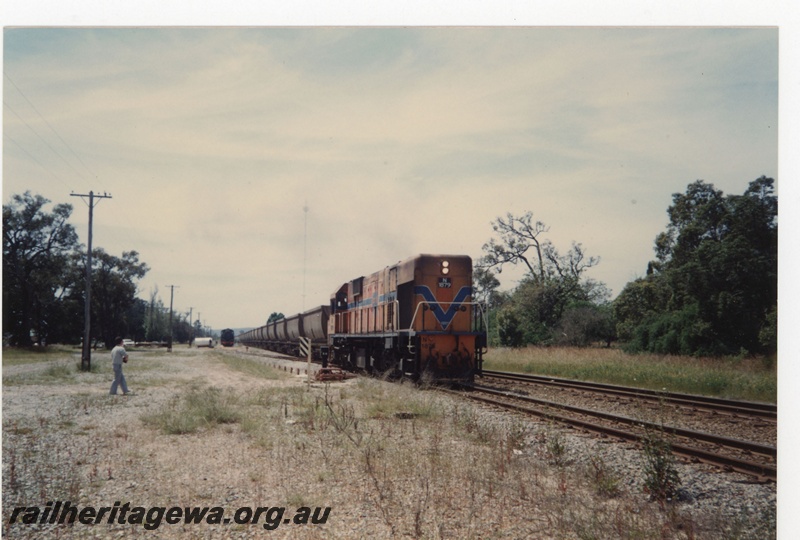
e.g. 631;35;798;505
441;260;450;274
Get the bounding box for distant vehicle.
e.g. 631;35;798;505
220;329;235;347
193;337;214;348
122;339;135;347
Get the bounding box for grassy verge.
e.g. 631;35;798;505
2;346;82;367
216;353;291;380
483;347;777;402
2;350;174;387
136;377;773;538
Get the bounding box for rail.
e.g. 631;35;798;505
448;386;776;480
481;370;777;419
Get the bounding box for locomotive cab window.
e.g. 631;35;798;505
352;277;364;297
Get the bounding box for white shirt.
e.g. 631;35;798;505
111;345;128;366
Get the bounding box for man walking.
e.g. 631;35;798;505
110;337;132;395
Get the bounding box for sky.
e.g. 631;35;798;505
2;23;782;332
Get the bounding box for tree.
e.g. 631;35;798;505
3;192;79;346
472;266;502;309
267;312;285;324
172;312;193;344
481;212;550;278
479;211;603;346
193;319;210;338
125;298;149;343
619;177;777;355
555;302;616;347
144;288;168;342
66;248;149;348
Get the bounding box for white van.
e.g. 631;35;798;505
193;337;213;348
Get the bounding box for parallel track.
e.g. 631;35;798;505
232;350;777;479
450;384;776;481
481;369;777;420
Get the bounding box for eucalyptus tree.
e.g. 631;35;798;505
66;248;149;349
3;192;79;346
617;177;777;355
479;211;603;346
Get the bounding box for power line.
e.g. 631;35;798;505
4;72;99;183
3;131;73;191
4;100;91;192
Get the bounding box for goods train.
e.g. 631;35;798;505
220;328;235;347
237;254;487;383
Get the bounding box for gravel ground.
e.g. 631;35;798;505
2;346;778;539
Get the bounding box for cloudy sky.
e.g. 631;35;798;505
1;12;787;332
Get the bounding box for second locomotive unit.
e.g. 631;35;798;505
220;328;235;347
238;254;487;384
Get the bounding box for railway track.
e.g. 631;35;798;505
449;384;776;481
481;369;777;420
231;351;776;479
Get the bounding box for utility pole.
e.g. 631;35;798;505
166;285;179;352
71;191;112;371
187;307;193;347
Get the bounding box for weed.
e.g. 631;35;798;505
505;417;529;451
3;429;83;507
362;442;397;534
3;362;76;385
641;430;681;501
450;404;500;444
545;429;567;466
586;454;621;498
141;386;241;434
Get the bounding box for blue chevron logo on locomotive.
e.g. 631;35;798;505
413;286;472;330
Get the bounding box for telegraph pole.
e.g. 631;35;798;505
187;307;193;347
196;312;201;342
71;191;112;371
166;285;179;352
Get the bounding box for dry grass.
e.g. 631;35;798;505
134;374;772;538
1;345;81;367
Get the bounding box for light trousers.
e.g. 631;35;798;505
110;363;129;395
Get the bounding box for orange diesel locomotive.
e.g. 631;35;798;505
328;254;486;383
